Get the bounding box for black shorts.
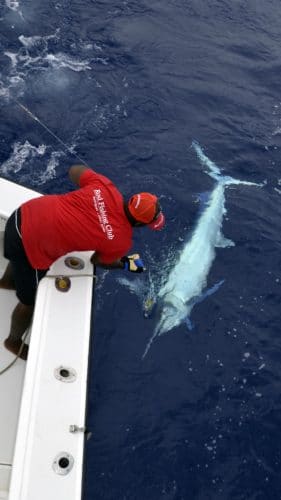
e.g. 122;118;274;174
4;209;48;306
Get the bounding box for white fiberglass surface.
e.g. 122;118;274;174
0;178;40;495
0;221;26;493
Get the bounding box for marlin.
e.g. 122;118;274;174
142;142;261;358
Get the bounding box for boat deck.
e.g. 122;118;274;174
0;215;28;496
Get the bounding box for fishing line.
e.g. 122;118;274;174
0;328;29;376
12;97;88;166
0;97;90;375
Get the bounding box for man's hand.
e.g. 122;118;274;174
121;254;145;273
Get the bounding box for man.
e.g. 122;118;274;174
0;164;165;360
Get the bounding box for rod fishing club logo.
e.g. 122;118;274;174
93;189;115;240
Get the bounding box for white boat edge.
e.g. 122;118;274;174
0;177;95;500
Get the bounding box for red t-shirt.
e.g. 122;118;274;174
20;169;133;269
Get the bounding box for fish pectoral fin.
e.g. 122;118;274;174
215;233;235;248
185;317;194;331
194;280;225;306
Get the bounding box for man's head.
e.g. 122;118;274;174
126;192;165;230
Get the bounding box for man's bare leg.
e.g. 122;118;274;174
4;302;34;361
0;262;15;290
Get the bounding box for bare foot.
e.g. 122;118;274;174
4;338;28;360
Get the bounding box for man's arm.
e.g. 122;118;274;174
69;165;88;186
91;253;145;272
91;252;124;270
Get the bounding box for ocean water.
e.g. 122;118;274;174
1;1;281;499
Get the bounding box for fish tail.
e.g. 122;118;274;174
192;141;264;188
192;141;221;181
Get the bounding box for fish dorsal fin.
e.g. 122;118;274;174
215;233;235;248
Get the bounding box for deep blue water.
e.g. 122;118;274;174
1;1;281;499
